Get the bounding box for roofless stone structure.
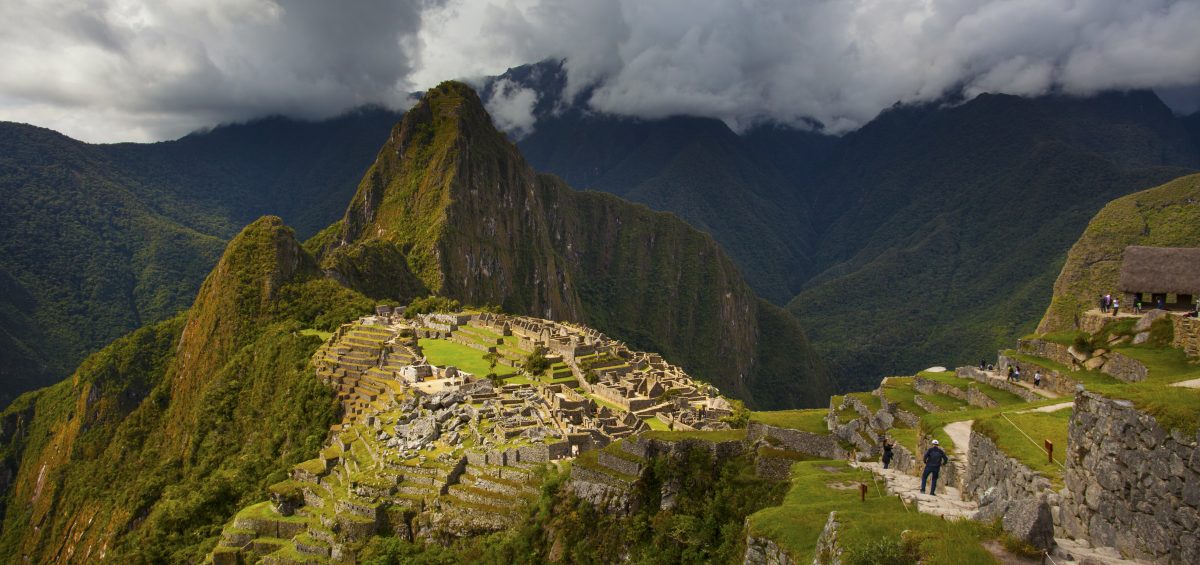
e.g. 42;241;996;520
1117;245;1200;309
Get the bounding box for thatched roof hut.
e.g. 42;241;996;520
1117;246;1200;295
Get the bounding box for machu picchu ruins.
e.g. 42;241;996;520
207;307;737;564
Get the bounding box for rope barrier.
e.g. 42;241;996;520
1000;412;1066;469
1043;548;1061;565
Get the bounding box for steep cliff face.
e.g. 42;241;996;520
1039;173;1200;332
0;217;370;563
324;82;831;407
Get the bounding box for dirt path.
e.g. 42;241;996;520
1017;401;1073;414
1169;377;1200;389
943;420;974;460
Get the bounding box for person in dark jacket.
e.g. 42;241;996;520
920;440;949;495
881;441;894;469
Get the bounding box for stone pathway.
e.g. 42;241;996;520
855;461;978;519
943;420;974;458
1168;377;1200;388
980;370;1060;398
1018;401;1074;414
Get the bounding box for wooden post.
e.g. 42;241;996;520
860;483;868;501
1045;439;1053;464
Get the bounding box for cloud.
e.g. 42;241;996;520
484;78;539;139
462;0;1200;133
0;0;435;142
1;0;1197;142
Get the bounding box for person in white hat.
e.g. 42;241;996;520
920;439;949;495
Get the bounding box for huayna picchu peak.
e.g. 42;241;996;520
317;82;832;410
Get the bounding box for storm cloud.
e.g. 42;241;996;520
2;0;1198;141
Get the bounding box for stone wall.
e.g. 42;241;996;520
747;422;846;460
913;377;967;401
957;367;1043;402
1061;392;1200;564
965;432;1051;502
997;353;1079;396
743;525;796;565
885;438;919;476
966;386;999;409
1172;316;1200;358
1018;339;1078;367
913;395;943;414
1101;351;1148;382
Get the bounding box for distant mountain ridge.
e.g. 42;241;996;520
0;108;400;403
482;61;1200;390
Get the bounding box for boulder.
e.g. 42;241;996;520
1067;346;1088;362
1133;309;1169;332
1131;331;1151;345
1002;499;1056;551
1083;357;1106;371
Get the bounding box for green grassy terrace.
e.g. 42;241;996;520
975;408;1072;488
749;409;830;434
746;460;1001;564
418;337;517;377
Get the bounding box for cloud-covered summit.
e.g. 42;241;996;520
2;0;1198;142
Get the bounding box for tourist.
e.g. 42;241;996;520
1104;293;1112;313
1112;297;1120;316
987;363;994;371
882;441;894;469
920;439;949;496
1034;370;1042;388
1007;366;1015;382
1158;296;1166;310
1135;299;1143;314
1014;366;1022;383
979;359;986;370
1099;294;1107;312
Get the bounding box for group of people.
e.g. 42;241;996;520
879;440;950;496
1005;365;1042;387
1099;293;1122;316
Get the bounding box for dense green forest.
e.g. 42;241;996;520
0;108;397;404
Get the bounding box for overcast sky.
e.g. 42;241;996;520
2;0;1198;143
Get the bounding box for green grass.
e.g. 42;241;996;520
299;328;334;341
919;393;968;412
975;409;1072;488
918;397;1064;455
970;382;1028;407
887;428;919;454
917;370;970;391
585;393;627;413
1014;343;1200;434
880;378;926;419
644;416;670;431
418;338;517;377
746;460;998;564
640;429;748;442
750;409;830;434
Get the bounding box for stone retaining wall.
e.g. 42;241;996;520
997;353;1079;396
913;377;967;401
1172;316;1200;358
965;432;1051;502
1018;339;1077;367
966;387;999;408
1061;391;1200;564
746;422;845;459
913;395;942;414
1100;351;1148;382
956;367;1042;402
885;438;919;476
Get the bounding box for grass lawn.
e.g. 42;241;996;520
971;382;1028;406
644;416;670;431
975;409;1071;488
419;338;516;377
1014;342;1200;434
917;370;970;391
881;378;927;419
299;328;333;341
750;409;830;434
640;428;748;442
746;460;999;564
919;393;967;412
585;393;627;413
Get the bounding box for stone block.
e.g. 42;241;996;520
1002;499;1055;550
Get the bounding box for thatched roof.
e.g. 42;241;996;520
1117;246;1200;295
